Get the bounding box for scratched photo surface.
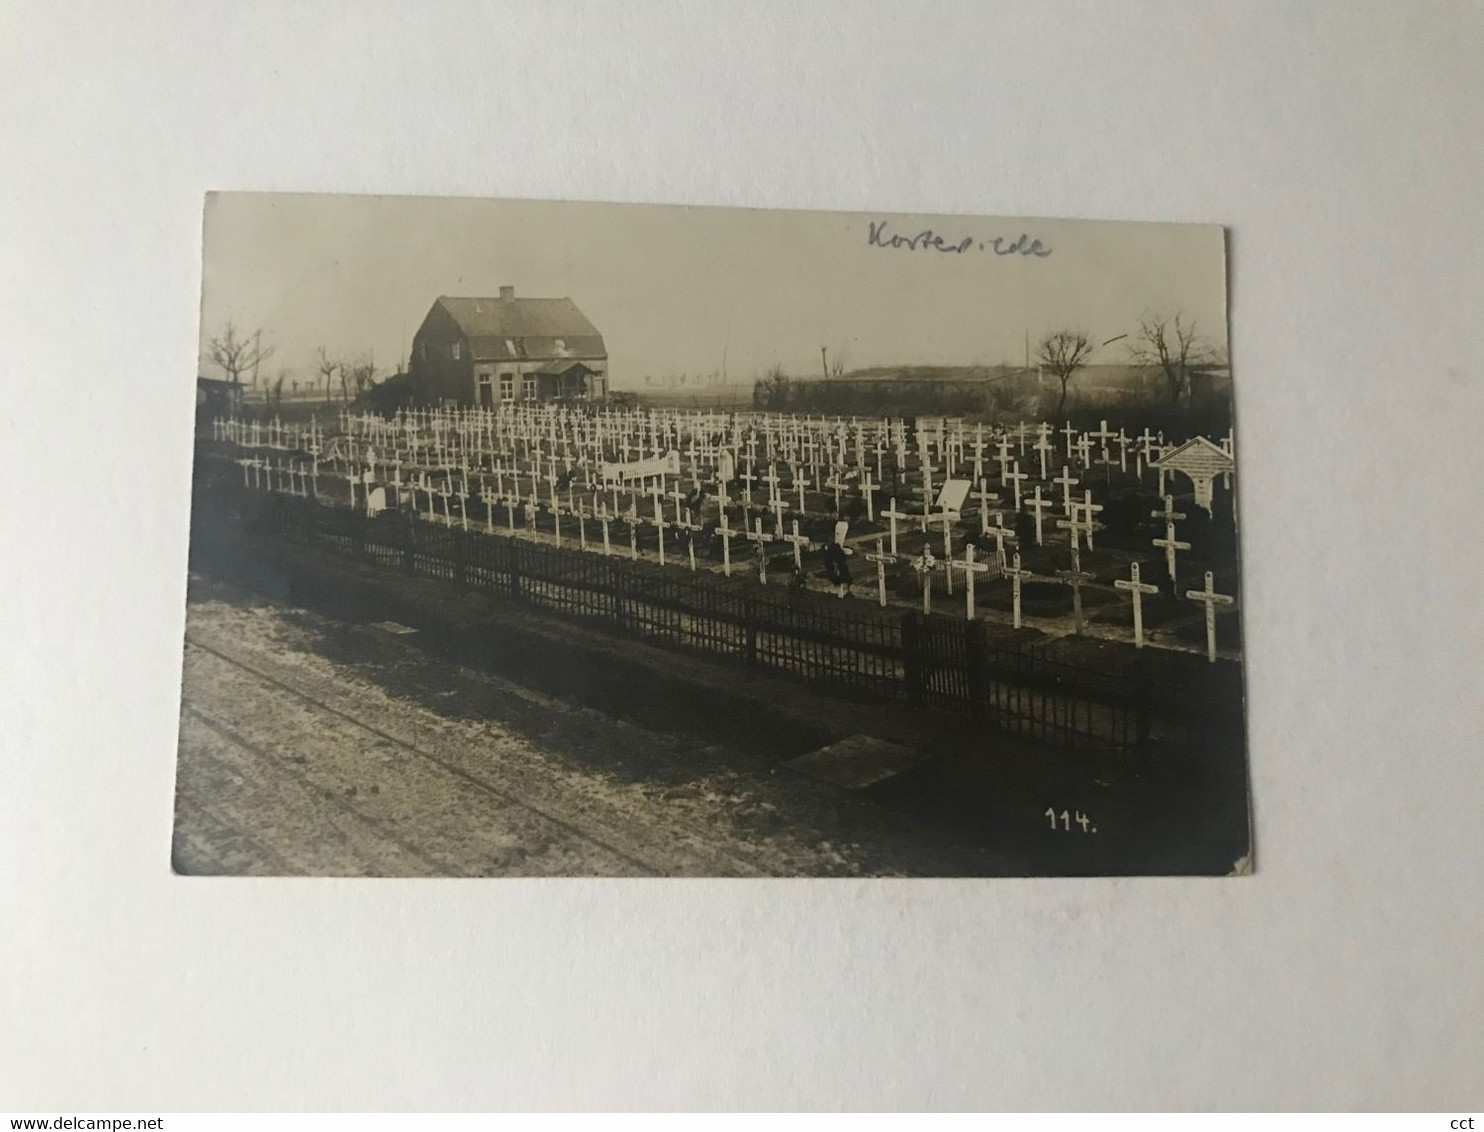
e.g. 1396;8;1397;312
177;193;1246;877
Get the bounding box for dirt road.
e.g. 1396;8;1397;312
173;578;1002;876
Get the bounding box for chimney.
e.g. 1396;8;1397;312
499;285;515;302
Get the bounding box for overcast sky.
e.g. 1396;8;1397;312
200;193;1227;389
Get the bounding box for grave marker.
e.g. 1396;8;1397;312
1113;561;1160;647
1185;570;1235;662
951;543;991;620
865;538;895;607
880;497;909;556
744;517;775;583
1055;545;1095;634
1004;552;1032;629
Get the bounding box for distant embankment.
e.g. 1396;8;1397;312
751;364;1232;425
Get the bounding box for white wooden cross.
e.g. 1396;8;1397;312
968;431;988;482
763;465;783;507
1004;552;1032;629
574;500;589;551
1074;434;1093;469
859;469;877;520
1061;421;1079;456
597;503;613;556
911;548;937;614
673;509;703;571
1136;427;1157;478
1033;426;1053;480
1023;485;1050;546
1114;561;1160;648
1152;494;1186;527
1185;570;1235;663
914;460;936;514
781;519;812;570
1055;508;1092;553
880;497;909;556
864;537;895;607
1053;465;1079;513
952;543;991;620
625;506;640;558
1004;460;1028;510
716;512;739;576
1089;419;1116;464
1152;524;1191;582
980;513;1018;567
1078;490;1105;550
932;506;958;560
744;517;775;583
648;497;668;565
975;479;1001;535
1056;548;1095;635
769;491;790;537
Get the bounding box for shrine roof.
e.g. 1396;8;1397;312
1153;435;1234;470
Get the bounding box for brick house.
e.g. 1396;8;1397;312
408;287;609;407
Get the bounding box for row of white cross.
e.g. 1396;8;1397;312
219;406;1237;658
215;407;1234;505
238;453;1236;662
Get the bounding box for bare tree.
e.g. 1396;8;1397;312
1129;312;1212;403
316;347;343;405
829;347;849;379
348;352;379;398
753;363;790;410
208;320;275;388
1037;329;1094;417
271;367;290;410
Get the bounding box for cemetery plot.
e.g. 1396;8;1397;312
200;403;1245;763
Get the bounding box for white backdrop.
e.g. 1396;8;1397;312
2;1;1480;1112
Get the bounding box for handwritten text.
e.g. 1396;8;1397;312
867;220;1052;258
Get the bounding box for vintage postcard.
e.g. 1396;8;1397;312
176;194;1248;877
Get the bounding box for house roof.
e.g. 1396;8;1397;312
435;295;606;360
532;359;598;378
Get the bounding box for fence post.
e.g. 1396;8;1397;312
453;526;467;586
901;611;924;707
352;508;367;563
964;618;988;719
506;536;522;598
609;558;627;629
401;512;416;575
743;591;759;671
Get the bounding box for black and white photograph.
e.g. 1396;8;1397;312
177;194;1247;878
8;0;1483;1116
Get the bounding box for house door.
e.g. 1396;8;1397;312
477;374;494;407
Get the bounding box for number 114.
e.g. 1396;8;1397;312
1045;808;1096;833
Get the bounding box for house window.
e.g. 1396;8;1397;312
451;341;461;361
500;373;516;402
523;374;538;401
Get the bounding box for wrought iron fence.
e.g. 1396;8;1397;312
250;490;1149;757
